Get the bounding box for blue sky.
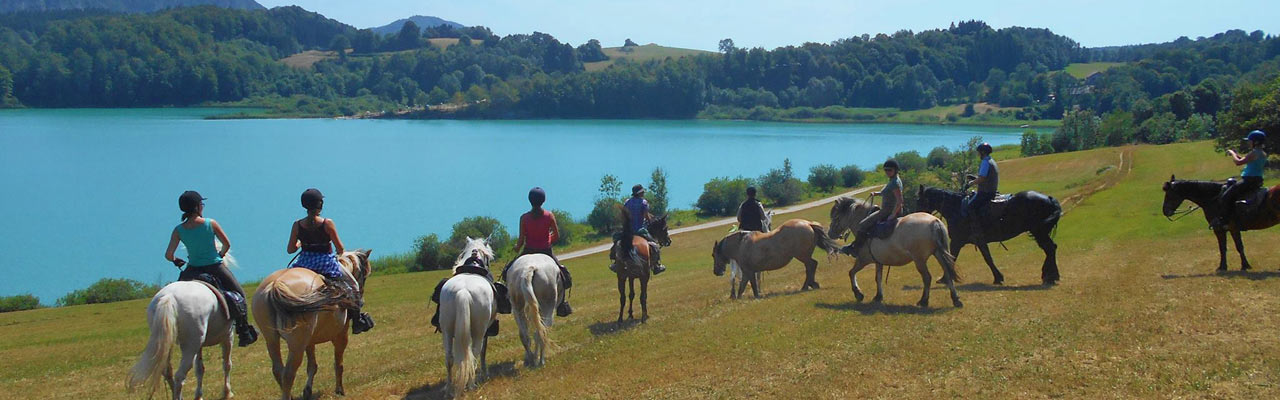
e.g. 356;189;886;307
259;0;1279;51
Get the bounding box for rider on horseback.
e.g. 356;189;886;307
503;187;574;317
287;188;374;335
1213;130;1268;229
841;160;904;255
621;184;666;275
963;142;999;239
737;186;767;232
165;190;258;347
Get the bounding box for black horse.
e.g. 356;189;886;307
1161;175;1280;271
915;186;1063;285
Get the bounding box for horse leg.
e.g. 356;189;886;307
617;275;626;323
1231;229;1252;271
800;256;819;290
849;260;869;302
737;273;751;299
164;362;175;398
755;272;763;293
627;278;636;319
915;259;932;308
750;271;761;298
221;341;233;399
640;275;650;322
173;342;199;400
977;243;1003;285
1032;230;1060;284
872;263;885;303
1214;229;1229;271
301;346;317;400
194;350;205;400
332;335;347;396
280;337;308;400
515;299;534;367
479;335;489;383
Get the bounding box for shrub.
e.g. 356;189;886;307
371;252;415;275
759;159;804;206
926;146;954;169
57;278;160;306
889;150;927;172
549;209;582;246
696;177;751;216
648;168;669;216
961;103;976;117
807;164;839;192
587;198;623;234
412;233;454;271
0;294;41;312
839;165;865;187
447;216;511;259
1021;129;1055;156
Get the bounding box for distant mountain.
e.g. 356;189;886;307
371;15;462;36
0;0;265;14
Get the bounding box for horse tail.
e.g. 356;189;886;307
931;219;962;283
810;223;840;255
127;291;177;395
450;290;477;391
261;279;339;333
521;266;552;354
1045;195;1063;239
616;204;634;252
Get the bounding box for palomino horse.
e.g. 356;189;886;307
726;210;775;298
610;207;672;322
127;281;234;400
440;238;498;391
504;253;562;367
252;249;372;400
836;198;963;308
1163;176;1280;271
712;219;840;298
913;187;1063;285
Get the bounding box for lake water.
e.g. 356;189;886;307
0;108;1021;301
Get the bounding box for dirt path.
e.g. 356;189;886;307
559;185;883;260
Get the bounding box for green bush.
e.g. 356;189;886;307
447;216;511;259
57;278;160;307
371;252;415;275
807;164;839;192
696;176;751;216
926;146;954;168
412;233;454;271
648;168;669;216
587;198;623;234
759;159;804;206
0;294;41;313
1021;129;1055;156
839;165;866;187
889;150;927;172
549;209;584;246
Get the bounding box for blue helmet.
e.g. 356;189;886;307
1247;130;1266;143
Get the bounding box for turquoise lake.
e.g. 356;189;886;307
0;108;1021;301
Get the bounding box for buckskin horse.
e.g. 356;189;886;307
712;218;840;298
252;249;373;400
610;207;671;322
1162;175;1280;271
831;198;963;308
910;187;1063;285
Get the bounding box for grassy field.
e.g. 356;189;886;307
1064;62;1125;79
584;44;712;71
6;141;1280;398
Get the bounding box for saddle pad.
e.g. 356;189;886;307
191;279;231;320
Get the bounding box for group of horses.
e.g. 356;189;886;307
126;184;1074;399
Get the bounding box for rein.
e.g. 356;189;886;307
1166;204;1202;222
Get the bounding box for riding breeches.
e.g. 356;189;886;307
856;208;894;235
1221;176;1263;219
178;262;246;298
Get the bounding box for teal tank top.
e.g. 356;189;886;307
1242;149;1267;178
177;219;222;267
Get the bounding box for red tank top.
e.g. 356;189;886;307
521;209;555;250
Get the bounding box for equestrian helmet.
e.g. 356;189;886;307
1247;130;1267;143
528;187;546;207
883;159;900;171
301;188;324;210
179;190;205;213
977;142;993;154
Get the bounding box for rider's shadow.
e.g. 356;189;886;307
901;282;1053;292
588;319;643;336
1161;270;1280;281
815;301;952;315
401;361;519;399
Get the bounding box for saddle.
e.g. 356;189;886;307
429;255;509;336
870;217;899;239
188;273;238;321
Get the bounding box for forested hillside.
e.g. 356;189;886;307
0;0;263;14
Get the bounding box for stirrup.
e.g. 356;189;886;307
237;325;259;347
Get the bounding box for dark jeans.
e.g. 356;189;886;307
965;191;997;220
1221;176;1263;221
178;262;250;326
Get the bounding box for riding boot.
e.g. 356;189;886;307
841;229;870;256
429;278;446;332
650;243;666;275
350;308;374;334
236;323;258;347
557;265;573;317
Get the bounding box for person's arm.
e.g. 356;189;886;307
972;160;990;186
325;219;345;255
1230;149;1257;166
736;202;746;226
512;216;526;253
892;188;904;216
210;219;231;258
548;213;561;245
165;227;184;266
287;220;300;254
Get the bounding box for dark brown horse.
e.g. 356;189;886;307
609;207;671;322
912;187;1063;285
1162;176;1280;271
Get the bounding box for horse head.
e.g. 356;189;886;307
712;239;728;276
348;248;373;293
454;237;496;272
829;196;875;239
647;214;673;247
915;185;936;213
1161;175;1182;217
712;231;749;276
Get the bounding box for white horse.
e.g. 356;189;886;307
504;253;562;367
440;237;498;392
127;281;233;400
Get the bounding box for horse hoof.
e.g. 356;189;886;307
872;295;883;303
952;297;964;308
810;282;820;289
854;292;864;302
1042;280;1058;286
917;300;929;308
1243;265;1253;271
335;388;344;396
992;279;1004;285
641;315;649;323
1217;266;1228;272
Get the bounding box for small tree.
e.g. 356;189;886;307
598;174;622;201
889;151;927;172
0;294;40;312
1101;111;1135;146
839;165;865;187
648;167;669;216
807;164;838;192
759;159;804;206
329;35;350;61
57;278;160;306
696;177;751;216
587;198;622;234
447;216;511;259
412;234;452;271
926;146;953;169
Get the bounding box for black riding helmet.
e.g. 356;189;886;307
179;190;205;213
883;159;900;171
529;187;546;207
746;186;757;197
301;188;324;210
977;142;993;155
632;184;645;196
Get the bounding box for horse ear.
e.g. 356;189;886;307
1170;174;1176;182
362;248;372;257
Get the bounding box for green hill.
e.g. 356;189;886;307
584;43;713;71
1064;62;1125;79
5;141;1279;398
0;0;264;13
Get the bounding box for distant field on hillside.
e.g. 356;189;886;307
1065;62;1125;79
585;44;713;71
280;40;456;69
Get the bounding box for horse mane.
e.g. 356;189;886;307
452;238;495;272
1167;179;1227;200
831;196;859;219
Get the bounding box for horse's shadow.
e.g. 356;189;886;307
815;301;953;315
401;361;519;399
1161;270;1280;281
901;282;1053;292
588;318;644;336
